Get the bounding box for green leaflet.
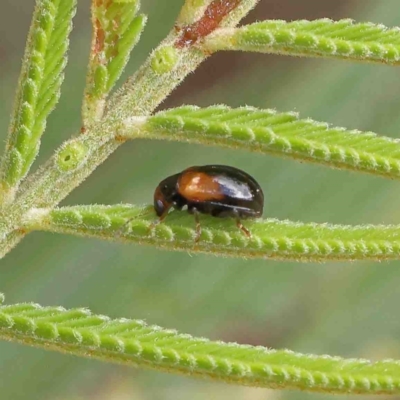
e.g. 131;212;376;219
204;19;400;64
24;204;400;262
83;0;146;125
0;295;400;394
127;105;400;180
1;0;77;192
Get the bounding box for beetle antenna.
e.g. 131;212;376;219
115;217;134;238
147;206;172;236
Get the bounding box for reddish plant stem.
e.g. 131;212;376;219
176;0;241;47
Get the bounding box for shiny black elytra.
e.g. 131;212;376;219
153;165;264;240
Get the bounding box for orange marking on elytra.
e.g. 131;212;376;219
176;0;241;47
177;171;225;202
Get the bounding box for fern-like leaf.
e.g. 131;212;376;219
23;205;400;262
82;0;146;125
0;0;77;200
121;106;400;180
204;19;400;64
1;295;400;394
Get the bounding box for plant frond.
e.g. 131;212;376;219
23;205;400;262
122;106;400;180
0;0;77;200
203;19;400;64
82;0;146;125
1;295;400;394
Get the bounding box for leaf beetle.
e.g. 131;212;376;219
153;165;264;240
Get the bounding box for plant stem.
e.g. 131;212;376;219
0;0;260;259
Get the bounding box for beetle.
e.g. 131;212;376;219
153;165;264;240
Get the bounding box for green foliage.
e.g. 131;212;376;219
205;19;400;64
0;0;77;197
24;204;400;262
2;0;400;397
127;105;400;179
83;0;146;125
1;295;400;395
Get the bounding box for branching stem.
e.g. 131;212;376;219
0;0;260;258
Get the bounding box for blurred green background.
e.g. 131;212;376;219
2;1;400;399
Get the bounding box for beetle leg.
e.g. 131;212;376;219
236;218;251;238
230;208;251;237
192;208;202;242
230;209;251;238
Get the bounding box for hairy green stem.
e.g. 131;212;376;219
1;299;400;394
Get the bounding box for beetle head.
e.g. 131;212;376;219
153;174;180;217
